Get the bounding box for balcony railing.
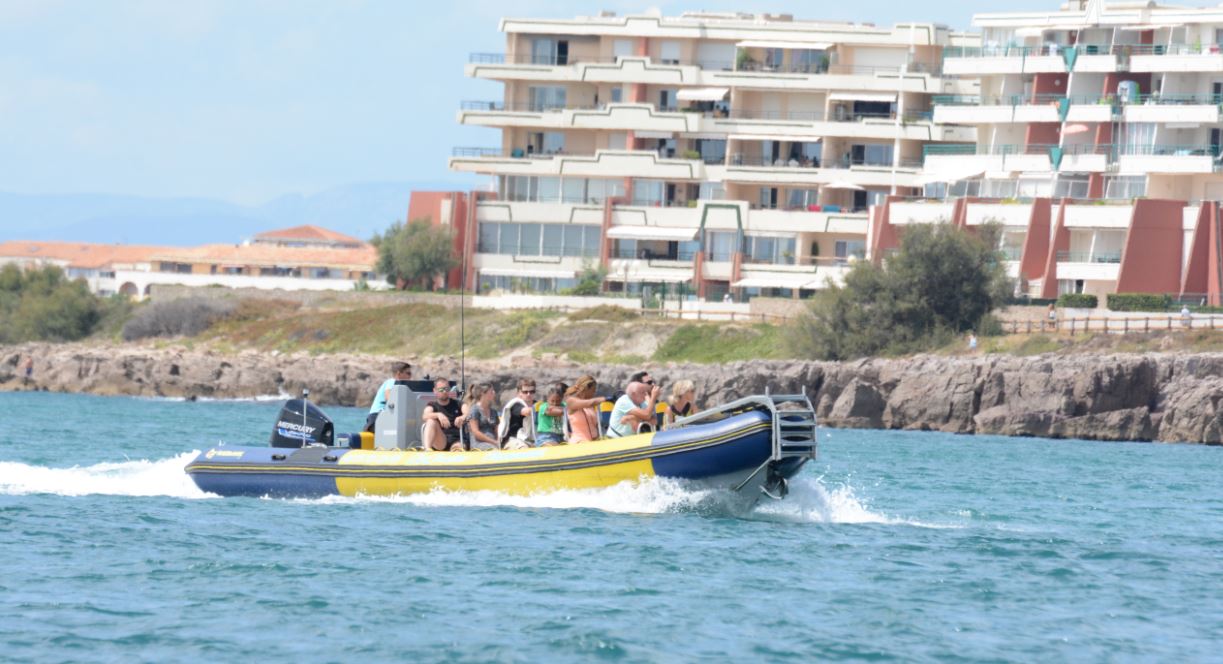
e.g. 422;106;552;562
737;62;941;76
999;246;1023;261
729;154;901;169
922;143;1113;158
1056;250;1122;263
727;109;932;123
945;42;1223;61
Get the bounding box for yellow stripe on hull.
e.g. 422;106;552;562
335;431;657;496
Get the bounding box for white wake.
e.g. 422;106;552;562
0;451;211;499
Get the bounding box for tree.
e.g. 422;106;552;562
376;218;458;290
0;265;100;343
565;261;607;296
792;223;1010;360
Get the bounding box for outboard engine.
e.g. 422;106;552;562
270;397;334;448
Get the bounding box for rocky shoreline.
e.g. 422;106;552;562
3;342;1223;444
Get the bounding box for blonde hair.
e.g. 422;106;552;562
670;379;695;403
565;375;597;398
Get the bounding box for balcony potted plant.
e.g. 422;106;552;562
683;149;701;160
735;48;756;71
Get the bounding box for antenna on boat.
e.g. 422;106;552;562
458;195;468;395
301;388;310;446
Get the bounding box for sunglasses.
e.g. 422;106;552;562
434;387;449;393
522;389;536;394
644;380;655;386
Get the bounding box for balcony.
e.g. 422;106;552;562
922;143;1110;174
1122;94;1221;124
1115;145;1218;174
1055;250;1122;282
450;147;706;180
716;108;959;142
1064;203;1133;229
942;45;1067;75
890;199;955;225
458;101;702;134
724;154;921;187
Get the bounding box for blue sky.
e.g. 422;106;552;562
1;0;1064;205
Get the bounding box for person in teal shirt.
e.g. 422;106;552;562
365;361;412;432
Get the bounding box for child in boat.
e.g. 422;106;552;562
535;382;567;446
664;379;697;429
466;384;501;451
564;375;606;443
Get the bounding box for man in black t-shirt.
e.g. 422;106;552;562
423;378;465;451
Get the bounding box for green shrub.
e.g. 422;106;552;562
1057;293;1098;308
0;265;101;343
790;223;1011;360
1107;293;1174;312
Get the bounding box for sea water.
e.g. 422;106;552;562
1;391;1221;662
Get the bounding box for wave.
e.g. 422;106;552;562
304;474;937;526
0;453;951;527
0;452;212;499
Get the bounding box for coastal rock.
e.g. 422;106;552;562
824;378;884;429
7;342;1223;444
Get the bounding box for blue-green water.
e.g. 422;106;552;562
2;391;1221;662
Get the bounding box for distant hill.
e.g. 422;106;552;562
0;181;464;246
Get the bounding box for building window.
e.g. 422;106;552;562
707;231;738;262
477;222;600;258
835;240;866;264
1105;175;1146;199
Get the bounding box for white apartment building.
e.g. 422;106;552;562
450;10;979;300
885;0;1223;303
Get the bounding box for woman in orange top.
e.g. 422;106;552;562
564;375;606;443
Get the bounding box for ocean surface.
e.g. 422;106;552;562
2;391;1221;662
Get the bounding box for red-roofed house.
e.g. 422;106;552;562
248;225;367;250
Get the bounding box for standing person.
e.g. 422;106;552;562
466;384;501;451
1181;304;1192;328
422;378;465;451
664;379;697;429
608;380;660;438
535;382;567;446
565;376;606;443
22;356;33;384
500;378;537;447
967;333;978;351
365;361;412;432
1047;303;1057;331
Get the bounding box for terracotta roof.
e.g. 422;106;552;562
149;244;378;271
252;224;366;246
0;241;170;269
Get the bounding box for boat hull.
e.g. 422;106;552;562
187;410;792;498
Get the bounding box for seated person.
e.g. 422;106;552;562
664;379;697;429
608;380;660;437
422;378;465;451
535;382;567;446
564;375;606;443
501;378;537;447
365;361;411;432
466;384;501;451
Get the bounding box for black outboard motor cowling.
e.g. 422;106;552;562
270;399;334;448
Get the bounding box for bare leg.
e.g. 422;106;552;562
423;421;448;451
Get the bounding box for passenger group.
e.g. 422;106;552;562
367;361;700;452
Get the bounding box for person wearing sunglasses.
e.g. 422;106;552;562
365;361;411;433
422;378;465;451
500;378;538;448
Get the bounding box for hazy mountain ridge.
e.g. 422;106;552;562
0;181;457;247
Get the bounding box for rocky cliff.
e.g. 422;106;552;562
4;343;1223;444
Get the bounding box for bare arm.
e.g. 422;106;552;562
468;415;497;444
566;395;605;410
625;387;660;422
544;404;564;417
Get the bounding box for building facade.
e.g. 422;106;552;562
880;0;1223;304
449;10;980;300
0;225;386;298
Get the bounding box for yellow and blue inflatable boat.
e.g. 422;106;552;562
185;394;818;501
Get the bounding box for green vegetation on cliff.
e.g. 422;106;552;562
0;265;130;343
